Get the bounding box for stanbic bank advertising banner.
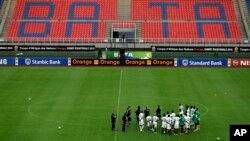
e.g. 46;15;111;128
19;58;68;66
178;59;228;67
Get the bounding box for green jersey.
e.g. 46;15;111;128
179;116;185;125
196;111;200;120
192;114;199;123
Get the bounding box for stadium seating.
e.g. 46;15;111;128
12;0;117;20
247;0;250;14
132;0;237;20
142;22;241;41
133;0;241;42
6;0;243;43
0;0;3;9
7;0;117;42
7;21;106;42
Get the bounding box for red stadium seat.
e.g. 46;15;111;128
133;0;241;43
7;0;117;42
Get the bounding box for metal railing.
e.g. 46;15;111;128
3;37;247;44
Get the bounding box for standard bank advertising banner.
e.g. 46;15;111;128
178;59;228;67
0;58;16;66
19;58;68;66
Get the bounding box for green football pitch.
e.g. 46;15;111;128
0;68;249;141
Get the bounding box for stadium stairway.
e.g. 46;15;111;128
117;0;131;20
136;22;142;40
239;0;250;38
1;0;16;37
106;22;112;40
233;0;247;38
0;0;5;19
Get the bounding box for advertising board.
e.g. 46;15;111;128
178;59;228;67
230;59;250;68
0;58;16;66
19;58;68;66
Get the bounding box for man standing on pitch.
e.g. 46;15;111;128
156;105;161;119
135;106;141;124
144;107;150;118
111;113;117;131
122;113;127;132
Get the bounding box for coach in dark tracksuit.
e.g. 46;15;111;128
135;106;141;124
122;113;127;132
111;113;117;131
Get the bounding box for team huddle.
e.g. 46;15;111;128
115;104;201;135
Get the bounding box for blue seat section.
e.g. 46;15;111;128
0;0;3;9
247;0;250;14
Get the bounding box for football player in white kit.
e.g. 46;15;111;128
179;103;184;111
179;109;184;116
174;114;180;135
161;113;167;134
166;114;172;135
170;110;176;128
146;115;152;131
184;113;191;134
152;115;159;132
186;105;190;117
139;111;144;132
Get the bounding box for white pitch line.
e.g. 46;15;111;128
114;69;123;141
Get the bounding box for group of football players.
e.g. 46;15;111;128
134;104;201;135
112;104;201;135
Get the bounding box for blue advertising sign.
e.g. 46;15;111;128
0;58;16;66
19;58;68;66
178;59;228;67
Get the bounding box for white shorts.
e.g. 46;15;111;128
174;124;179;129
167;124;171;130
139;120;144;126
171;121;175;125
162;122;167;128
153;121;157;128
147;121;152;127
185;123;190;129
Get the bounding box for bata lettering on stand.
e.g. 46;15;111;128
19;58;68;66
178;59;228;67
230;59;250;67
0;58;16;66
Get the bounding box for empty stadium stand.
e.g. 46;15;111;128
132;0;242;43
6;0;117;42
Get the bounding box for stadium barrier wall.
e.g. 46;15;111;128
1;57;250;67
